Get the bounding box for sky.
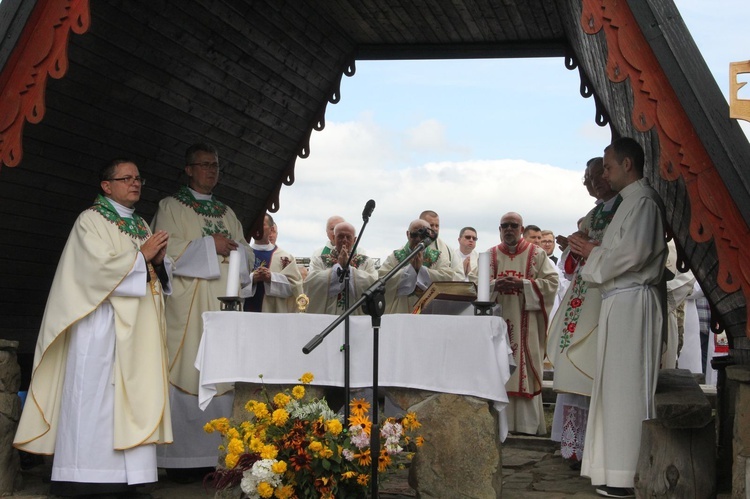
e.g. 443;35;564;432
266;0;750;262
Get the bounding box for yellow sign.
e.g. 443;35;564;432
730;61;750;122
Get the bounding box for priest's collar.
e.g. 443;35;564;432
188;186;213;201
107;197;135;218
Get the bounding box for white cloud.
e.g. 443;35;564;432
273;120;594;261
402;119;471;157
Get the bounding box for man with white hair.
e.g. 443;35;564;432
311;215;345;259
304;221;377;314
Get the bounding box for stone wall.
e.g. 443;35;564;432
0;339;22;494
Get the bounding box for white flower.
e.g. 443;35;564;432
343;448;355;461
251;459;282;487
240;470;260;498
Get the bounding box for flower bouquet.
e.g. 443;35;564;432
204;373;423;499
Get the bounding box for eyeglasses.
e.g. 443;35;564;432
541;240;554;245
500;223;520;229
188;161;221;171
409;231;425;239
463;235;478;241
108;176;145;186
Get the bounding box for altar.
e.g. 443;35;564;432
195;311;513;497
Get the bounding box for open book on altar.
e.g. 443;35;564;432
412;281;477;315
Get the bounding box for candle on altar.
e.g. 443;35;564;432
477;252;490;302
225;250;240;297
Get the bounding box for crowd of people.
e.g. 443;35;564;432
12;138;719;498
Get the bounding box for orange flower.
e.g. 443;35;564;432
349;398;370;417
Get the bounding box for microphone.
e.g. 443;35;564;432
417;227;437;240
362;199;376;221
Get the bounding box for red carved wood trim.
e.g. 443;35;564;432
0;0;90;168
581;0;750;338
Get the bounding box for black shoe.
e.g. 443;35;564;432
595;485;635;498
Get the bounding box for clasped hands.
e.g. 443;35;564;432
566;231;600;259
494;275;523;293
141;230;169;265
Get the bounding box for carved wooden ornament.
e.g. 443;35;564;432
582;0;750;338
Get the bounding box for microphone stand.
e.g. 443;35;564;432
303;230;435;499
337;210;371;424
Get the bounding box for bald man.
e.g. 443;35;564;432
379;219;455;314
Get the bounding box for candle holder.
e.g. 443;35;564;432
218;296;243;311
472;301;495;316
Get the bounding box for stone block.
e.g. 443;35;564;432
0;392;21;421
0;349;21;393
408;393;501;498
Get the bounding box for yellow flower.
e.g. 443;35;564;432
209;417;230;434
325;418;343;435
309;441;323;453
203;422;214;434
348;415;372;434
274;485;294;499
402;412;422;430
227;428;240;440
415;436;425;447
257;481;274;498
227;437;244;456
272;408;289;426
271;460;287;474
341;471;356;479
320;446;333;459
249;437;264;452
349;398;370;417
355;449;371;466
378;449;392;472
245;400;256;413
300;372;314;384
225;453;239;469
273;392;291;407
253;402;270;419
292;385;305;399
260;444;278;460
357;473;370;486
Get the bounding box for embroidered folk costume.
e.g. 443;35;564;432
547;194;621;461
486;239;558;435
14;195;172;488
151;185;251;468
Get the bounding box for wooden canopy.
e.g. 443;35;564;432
0;0;749;362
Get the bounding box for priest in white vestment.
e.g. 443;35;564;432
304;221;377;315
240;213;302;313
14;160;173;497
569;138;667;497
475;212;558;436
547;157;621;465
151;143;252;479
420;210;466;281
379;219;456;314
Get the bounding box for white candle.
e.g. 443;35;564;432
225;250;240;297
478;252;490;302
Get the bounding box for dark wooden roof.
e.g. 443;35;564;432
1;0;749;363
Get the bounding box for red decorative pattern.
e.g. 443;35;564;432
581;0;750;338
0;0;90;168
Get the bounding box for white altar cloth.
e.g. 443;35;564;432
195;312;513;438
